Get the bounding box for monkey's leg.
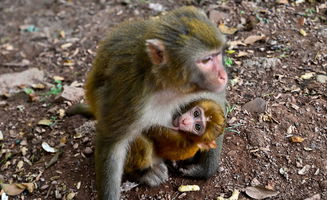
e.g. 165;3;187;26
139;161;168;187
96;126;132;200
180;133;224;179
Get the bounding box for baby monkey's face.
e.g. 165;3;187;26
172;106;206;136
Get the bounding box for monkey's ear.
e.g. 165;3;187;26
146;39;167;65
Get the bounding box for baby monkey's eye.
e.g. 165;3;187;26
193;108;201;118
195;123;202;132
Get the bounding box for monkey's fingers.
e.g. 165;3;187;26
139;162;168;187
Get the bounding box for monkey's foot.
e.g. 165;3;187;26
139;162;168;187
180;164;214;179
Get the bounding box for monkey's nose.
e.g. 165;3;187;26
182;118;191;125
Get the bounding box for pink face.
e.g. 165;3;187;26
172;106;206;135
197;52;228;93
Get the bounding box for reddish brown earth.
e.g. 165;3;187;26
0;0;326;200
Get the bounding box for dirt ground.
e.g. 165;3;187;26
0;0;326;200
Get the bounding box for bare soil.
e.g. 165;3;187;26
0;0;326;200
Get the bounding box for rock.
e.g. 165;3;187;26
0;68;44;96
148;3;165;12
243;57;281;71
84;147;93;155
246;130;267;147
60;85;84;102
243;97;267;113
316;75;327;83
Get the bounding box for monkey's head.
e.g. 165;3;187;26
173;99;225;150
146;6;228;93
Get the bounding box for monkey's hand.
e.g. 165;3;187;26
139;162;168;187
180;134;224;179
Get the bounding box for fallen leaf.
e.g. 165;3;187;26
244;35;266;45
0;130;3;140
37;119;53;126
237;51;249;57
300;72;315;79
218;24;238;35
31;83;45;89
304;194;321;200
16;161;24;170
276;0;288;4
290;136;305;143
53;76;65;81
60;136;67;145
1;183;34;196
227;40;246;49
45;150;63;168
298;17;305;26
245;186;279;199
298;165;311;175
178;185;200;192
299;29;307;36
66;192;76;200
225;50;236;54
42;142;58;153
58;109;65;119
316;75;327;83
121;181;139;192
59;30;65;38
61;43;73;49
217;189;240;200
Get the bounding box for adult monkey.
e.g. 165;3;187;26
85;6;227;200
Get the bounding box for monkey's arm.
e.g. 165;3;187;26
180;133;224;179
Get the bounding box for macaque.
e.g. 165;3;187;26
124;99;225;186
85;6;227;200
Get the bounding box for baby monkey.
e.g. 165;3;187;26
124;99;225;186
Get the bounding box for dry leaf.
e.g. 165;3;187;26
227;40;246;49
66;192;76;200
244;35;266;45
276;0;288;4
61;43;72;49
178;185;200;192
237;51;249;57
37;119;52;126
245;186;279;199
299;29;307;36
218;24;238;35
290;136;305;143
42;142;58;153
59;30;65;38
300;72;315;79
1;183;34;196
53;76;65;81
60;136;67;145
298;17;305;26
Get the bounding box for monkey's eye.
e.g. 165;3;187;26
194;123;202;132
193;108;201;118
201;56;212;64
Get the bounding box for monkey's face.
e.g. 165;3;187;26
195;51;228;93
172;106;206;136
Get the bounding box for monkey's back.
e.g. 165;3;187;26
85;19;153;120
